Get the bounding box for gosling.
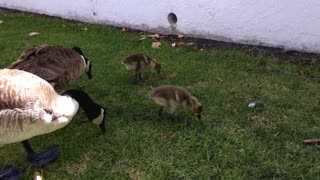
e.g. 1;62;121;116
121;53;161;84
149;85;203;120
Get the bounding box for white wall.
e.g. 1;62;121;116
1;0;320;53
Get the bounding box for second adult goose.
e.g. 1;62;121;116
8;45;92;93
0;69;105;178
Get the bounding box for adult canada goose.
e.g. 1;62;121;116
8;45;92;93
121;53;161;84
149;85;203;120
0;69;105;179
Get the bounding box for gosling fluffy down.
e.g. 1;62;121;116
8;45;92;93
149;85;203;119
121;53;161;83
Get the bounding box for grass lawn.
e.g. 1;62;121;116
1;10;320;179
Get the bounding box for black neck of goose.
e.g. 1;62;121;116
72;47;92;79
62;89;103;121
72;47;84;55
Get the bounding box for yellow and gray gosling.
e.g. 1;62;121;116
8;45;92;93
0;69;105;178
121;53;161;84
149;85;203;120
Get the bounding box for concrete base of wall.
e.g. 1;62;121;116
1;0;320;53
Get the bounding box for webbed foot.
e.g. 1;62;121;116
28;145;59;168
0;166;22;180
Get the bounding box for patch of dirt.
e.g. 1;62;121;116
128;168;140;180
163;35;320;67
125;31;320;68
68;161;88;174
130;30;320;67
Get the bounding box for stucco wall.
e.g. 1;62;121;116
1;0;320;53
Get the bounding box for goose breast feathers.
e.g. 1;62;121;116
0;69;79;146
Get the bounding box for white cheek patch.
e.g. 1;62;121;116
80;55;88;71
92;108;104;125
86;61;91;72
175;91;180;102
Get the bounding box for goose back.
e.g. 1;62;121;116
8;46;87;93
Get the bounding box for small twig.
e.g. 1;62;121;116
246;65;320;81
303;139;320;144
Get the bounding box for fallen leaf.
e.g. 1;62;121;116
216;77;223;82
33;171;43;180
167;133;177;142
168;73;177;78
186;42;194;46
128;169;140;180
151;42;161;49
139;35;146;41
298;70;304;76
28;32;40;36
0;20;3;24
177;34;184;38
171;42;176;47
176;42;185;47
69;161;88;174
122;27;128;32
149;34;160;39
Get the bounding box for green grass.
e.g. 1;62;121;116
1;10;320;179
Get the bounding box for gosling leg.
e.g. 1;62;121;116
135;73;145;84
158;106;164;117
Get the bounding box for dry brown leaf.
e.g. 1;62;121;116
168;73;177;78
69;162;88;174
0;20;3;24
167;133;177;142
303;139;320;144
28;32;40;36
298;70;304;76
139;35;146;41
149;34;160;39
177;34;184;38
216;77;223;82
122;27;128;32
152;42;161;49
176;42;185;47
33;171;43;180
129;169;140;180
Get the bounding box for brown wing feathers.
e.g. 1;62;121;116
8;46;86;93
